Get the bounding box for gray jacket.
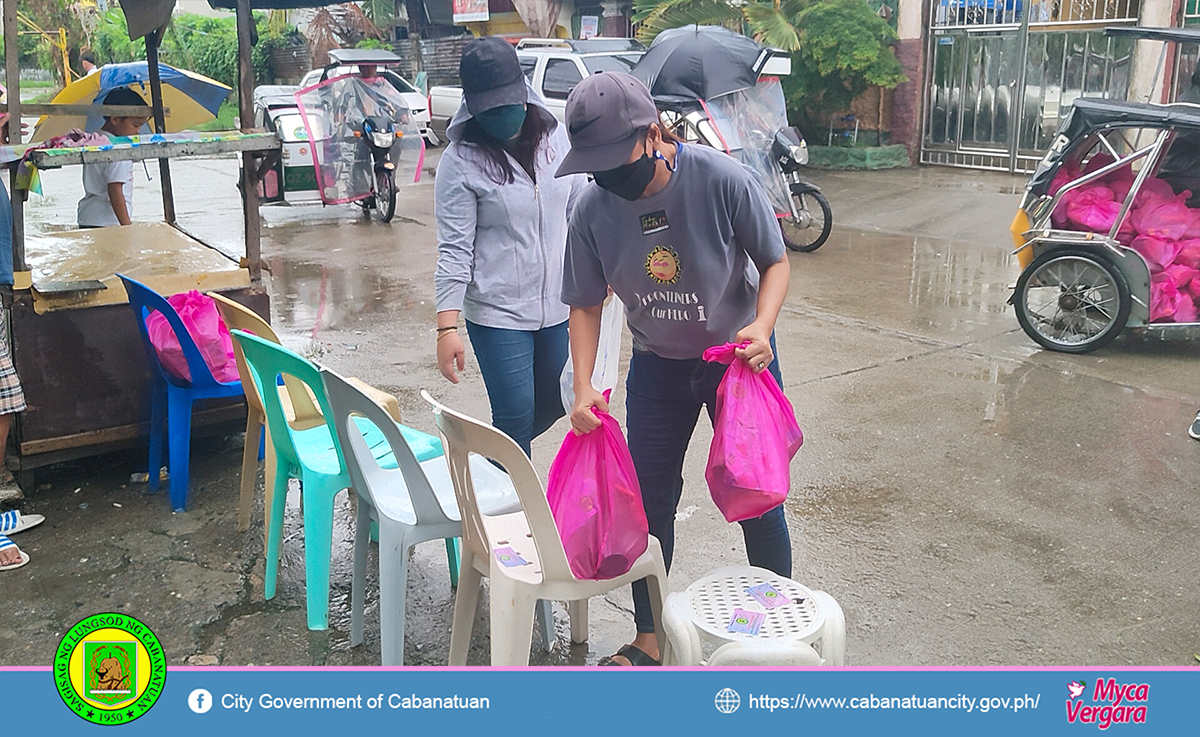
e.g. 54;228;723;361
434;85;587;330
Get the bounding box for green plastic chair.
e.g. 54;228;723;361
230;330;445;630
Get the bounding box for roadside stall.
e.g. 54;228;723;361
1;0;280;487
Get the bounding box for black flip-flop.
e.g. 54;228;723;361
598;643;660;667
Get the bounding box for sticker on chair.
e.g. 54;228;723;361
493;547;529;567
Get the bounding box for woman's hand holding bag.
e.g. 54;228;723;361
547;390;648;580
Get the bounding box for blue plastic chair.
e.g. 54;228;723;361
118;275;245;513
230;330;445;631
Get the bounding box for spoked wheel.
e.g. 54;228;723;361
1013;248;1131;353
780;188;833;252
375;169;396;223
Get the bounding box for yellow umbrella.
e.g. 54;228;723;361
31;61;232;143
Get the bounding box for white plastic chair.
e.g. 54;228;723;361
422;390;670;666
661;566;846;666
323;370;526;665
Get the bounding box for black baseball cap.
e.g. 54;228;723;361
556;72;659;177
459;37;527;116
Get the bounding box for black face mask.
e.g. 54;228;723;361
593;147;657;201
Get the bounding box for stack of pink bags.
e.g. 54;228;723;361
1048;155;1200;323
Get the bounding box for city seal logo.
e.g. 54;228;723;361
54;613;166;726
645;246;681;285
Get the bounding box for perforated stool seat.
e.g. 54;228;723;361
661;566;846;666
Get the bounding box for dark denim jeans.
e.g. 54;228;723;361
626;341;793;633
465;320;569;456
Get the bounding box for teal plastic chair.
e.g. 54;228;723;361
230;330;444;630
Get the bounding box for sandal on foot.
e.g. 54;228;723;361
0;510;44;536
598;643;660;667
0;535;29;571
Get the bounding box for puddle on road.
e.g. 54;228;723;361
265;255;410;338
800;228;1019;337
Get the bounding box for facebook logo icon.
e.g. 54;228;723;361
188;689;213;714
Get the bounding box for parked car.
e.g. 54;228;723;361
300;65;436;145
428;38;645;139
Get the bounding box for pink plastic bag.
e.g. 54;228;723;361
546;394;648;580
1049;166;1081;227
1131;236;1182;274
1066;187;1121;232
1131;198;1193;240
702;343;803;523
1149;274;1195;323
1133;178;1181;209
146;290;240;384
1176;240;1200;270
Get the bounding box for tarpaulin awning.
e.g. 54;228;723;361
120;0;178;41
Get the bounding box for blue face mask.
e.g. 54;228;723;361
476;104;527;141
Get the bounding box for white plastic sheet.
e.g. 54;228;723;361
703;79;792;217
561;294;625;413
294;74;424;205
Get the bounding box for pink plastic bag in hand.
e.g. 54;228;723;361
702;343;803;523
146;290;240;384
546;393;648;580
1066;187;1120;232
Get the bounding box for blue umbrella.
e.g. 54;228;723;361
32;61;232;142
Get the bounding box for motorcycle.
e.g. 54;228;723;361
632;25;833;252
294;49;423;223
357;115;398;222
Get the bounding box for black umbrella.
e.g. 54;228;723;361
631;25;765;108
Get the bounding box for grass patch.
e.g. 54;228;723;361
193;100;239;131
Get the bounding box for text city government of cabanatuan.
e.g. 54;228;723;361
221;693;491;711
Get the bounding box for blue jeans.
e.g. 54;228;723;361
465;321;569;456
626;341;793;634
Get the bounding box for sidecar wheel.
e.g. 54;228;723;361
1014;248;1131;353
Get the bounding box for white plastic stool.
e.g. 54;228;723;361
661;566;846;666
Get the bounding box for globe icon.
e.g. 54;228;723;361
714;688;741;714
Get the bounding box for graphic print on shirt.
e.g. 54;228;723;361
645;245;680;284
636;245;707;323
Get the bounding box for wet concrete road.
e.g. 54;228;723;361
1;155;1196;667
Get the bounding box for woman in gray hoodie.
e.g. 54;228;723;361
434;37;586;455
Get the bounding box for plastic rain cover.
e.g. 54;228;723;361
294;74;424;205
702;78;792;217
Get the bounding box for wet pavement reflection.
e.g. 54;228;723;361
3;156;1196;668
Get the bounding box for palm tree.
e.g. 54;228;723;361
632;0;812;51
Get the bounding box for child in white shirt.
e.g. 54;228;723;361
77;87;149;228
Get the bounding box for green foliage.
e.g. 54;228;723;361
631;0;904;130
632;0;743;43
20;0;88;82
784;0;905;129
92;9;145;64
355;38;387;50
194;99;239;131
361;0;397;30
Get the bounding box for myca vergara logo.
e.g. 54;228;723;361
54;613;166;726
1066;678;1148;730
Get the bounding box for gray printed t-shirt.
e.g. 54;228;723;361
561;143;785;360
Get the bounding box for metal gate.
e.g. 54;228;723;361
921;0;1140;173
